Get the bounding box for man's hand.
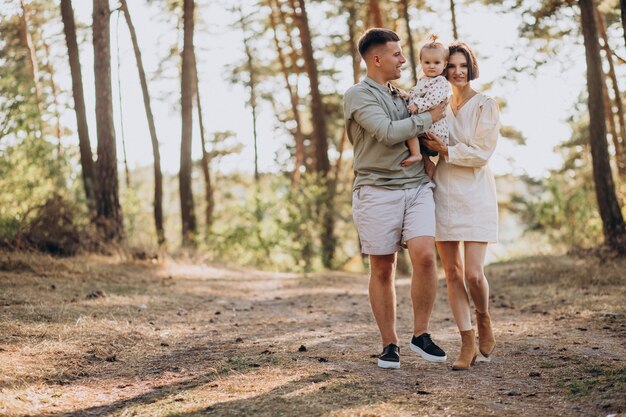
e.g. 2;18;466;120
427;100;447;122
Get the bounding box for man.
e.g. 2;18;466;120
343;28;447;369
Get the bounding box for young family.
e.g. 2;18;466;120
343;28;500;370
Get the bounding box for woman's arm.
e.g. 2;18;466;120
424;99;499;168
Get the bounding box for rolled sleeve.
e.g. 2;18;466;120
346;88;432;146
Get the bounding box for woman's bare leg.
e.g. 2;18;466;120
463;242;489;313
436;241;471;331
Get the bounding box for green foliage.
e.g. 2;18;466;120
0;3;73;241
0;137;69;240
511;110;625;250
208;174;352;272
514;171;603;249
0;13;42;138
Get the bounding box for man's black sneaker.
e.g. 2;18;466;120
410;333;447;362
378;343;400;369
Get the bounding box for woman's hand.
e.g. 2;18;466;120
422;132;448;156
423;155;436;179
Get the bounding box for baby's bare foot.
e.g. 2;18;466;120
401;154;423;166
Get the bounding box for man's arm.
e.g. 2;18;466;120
345;87;433;147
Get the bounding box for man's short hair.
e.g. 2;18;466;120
358;28;400;58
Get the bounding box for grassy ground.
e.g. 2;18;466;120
0;251;624;416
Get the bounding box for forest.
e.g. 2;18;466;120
0;0;625;416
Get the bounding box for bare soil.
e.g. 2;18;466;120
0;251;624;417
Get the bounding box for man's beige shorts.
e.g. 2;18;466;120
352;183;436;255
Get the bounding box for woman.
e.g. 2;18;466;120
422;41;500;371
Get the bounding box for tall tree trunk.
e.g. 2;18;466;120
238;6;260;182
115;11;131;189
61;0;97;217
42;40;62;151
450;0;459;39
579;0;626;254
291;0;329;174
601;71;620;171
93;0;124;242
180;0;197;246
290;0;334;267
400;0;418;85
41;38;66;191
19;0;44;136
595;6;626;178
367;0;385;28
193;52;214;235
120;0;165;245
268;0;305;186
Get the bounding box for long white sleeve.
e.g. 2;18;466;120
447;98;500;168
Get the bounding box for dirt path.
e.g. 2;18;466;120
0;252;624;416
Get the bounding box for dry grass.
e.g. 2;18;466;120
0;251;624;416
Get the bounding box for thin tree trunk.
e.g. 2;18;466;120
601;71;620;169
115;11;131;189
290;0;334;267
238;6;260;182
290;0;329;174
19;0;44;136
93;0;124;242
367;0;385;28
400;0;418;85
579;0;626;254
61;0;97;217
193;52;214;235
268;0;305;186
595;6;626;178
450;0;459;39
42;40;62;152
180;0;197;246
275;0;306;175
120;0;165;244
274;5;307;173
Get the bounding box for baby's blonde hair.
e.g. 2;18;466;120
419;34;449;61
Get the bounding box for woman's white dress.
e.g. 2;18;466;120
434;93;500;243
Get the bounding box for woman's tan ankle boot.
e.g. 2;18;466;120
476;309;496;357
452;329;478;370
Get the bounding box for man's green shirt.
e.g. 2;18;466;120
343;76;433;190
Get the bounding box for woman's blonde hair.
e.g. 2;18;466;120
419;34;449;61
